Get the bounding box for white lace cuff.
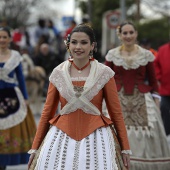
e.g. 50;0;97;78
121;150;132;155
152;93;161;101
28;149;37;154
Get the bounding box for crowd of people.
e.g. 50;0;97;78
0;18;170;170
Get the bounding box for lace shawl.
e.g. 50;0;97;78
49;60;115;115
0;50;22;83
105;45;154;70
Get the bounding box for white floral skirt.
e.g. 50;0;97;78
30;126;123;170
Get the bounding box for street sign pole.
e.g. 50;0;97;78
120;0;126;22
102;10;121;56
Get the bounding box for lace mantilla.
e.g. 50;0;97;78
105;45;154;70
71;77;87;81
28;149;37;154
49;60;115;116
0;50;22;83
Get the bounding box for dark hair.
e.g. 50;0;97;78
140;38;150;46
117;21;136;34
65;23;97;53
38;18;46;28
70;23;96;44
67;23;97;52
71;20;76;26
48;19;54;28
0;27;11;37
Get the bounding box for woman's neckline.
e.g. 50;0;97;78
120;44;138;57
0;49;11;63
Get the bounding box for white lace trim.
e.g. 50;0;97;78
28;149;37;154
126;92;157;137
152;93;161;100
145;92;158;128
71;77;87;81
49;60;115;116
0;87;27;130
122;150;132;155
105;45;154;70
0;50;22;83
107;127;118;170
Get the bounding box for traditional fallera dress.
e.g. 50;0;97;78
0;50;36;166
29;59;131;170
105;45;170;170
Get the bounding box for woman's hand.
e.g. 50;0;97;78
28;153;35;170
122;153;130;170
154;98;160;108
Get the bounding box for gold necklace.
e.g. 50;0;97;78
121;45;135;56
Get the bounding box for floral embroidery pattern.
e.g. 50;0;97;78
0;97;18;115
118;88;148;128
0;131;33;153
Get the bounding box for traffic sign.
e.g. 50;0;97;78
106;11;120;29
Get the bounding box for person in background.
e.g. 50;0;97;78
64;20;77;39
34;43;62;77
154;42;170;137
105;21;170;169
20;46;34;78
34;18;49;45
33;34;49;57
0;27;36;170
47;19;60;55
47;19;59;38
140;38;158;57
28;23;131;170
34;43;63;96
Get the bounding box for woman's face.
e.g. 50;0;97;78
0;30;11;49
120;24;137;46
69;32;94;60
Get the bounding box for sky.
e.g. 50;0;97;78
49;0;82;23
28;0;169;30
28;0;82;30
49;0;75;16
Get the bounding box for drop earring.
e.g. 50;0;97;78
89;50;93;59
68;49;72;56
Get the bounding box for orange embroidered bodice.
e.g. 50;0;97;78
31;78;130;151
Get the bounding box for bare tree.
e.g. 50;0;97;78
0;0;41;28
32;0;59;19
